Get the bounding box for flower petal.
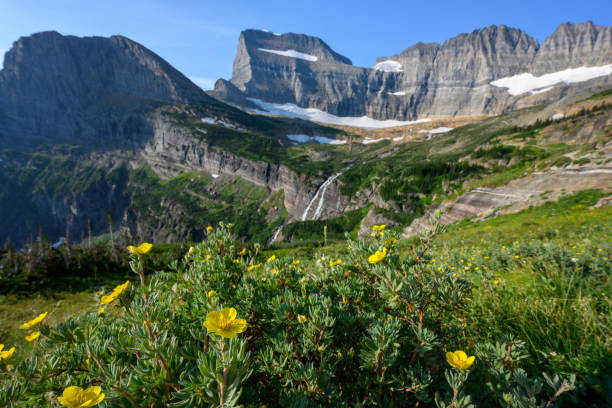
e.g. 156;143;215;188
466;355;475;367
455;350;467;361
220;307;237;322
229;318;248;334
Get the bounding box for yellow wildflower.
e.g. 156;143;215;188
329;259;342;267
100;281;129;305
492;280;500;285
127;242;152;255
25;331;40;342
291;259;300;265
297;314;307;324
379;231;385;238
233;259;240;264
272;268;279;275
206;254;212;260
446;350;475;370
19;312;48;329
188;246;195;254
207;290;216;297
97;308;105;314
57;386;105;408
514;255;519;259
368;247;387;264
372;224;386;231
0;345;15;360
248;263;261;271
239;248;247;255
203;307;248;338
453;273;461;278
207;226;213;232
266;255;276;263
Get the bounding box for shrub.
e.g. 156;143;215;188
0;221;578;407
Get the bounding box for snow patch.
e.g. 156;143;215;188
551;113;565;120
248;98;431;129
259;29;281;36
258;48;318;61
375;60;403;72
287;134;346;145
388;91;406;96
201;117;235;129
211;174;220;179
418;127;454;134
392;136;404;142
490;64;612;96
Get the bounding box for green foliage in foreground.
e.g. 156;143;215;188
1;222;590;407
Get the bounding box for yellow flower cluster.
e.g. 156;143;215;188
203;307;248;338
368;247;387;264
25;331;40;342
0;344;15;360
126;242;152;255
297;314;308;324
446;350;475;370
19;311;48;329
100;281;130;306
57;386;105;408
372;224;386;231
266;255;276;263
248;263;261;271
329;259;342;267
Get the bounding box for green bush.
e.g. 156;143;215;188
0;221;580;407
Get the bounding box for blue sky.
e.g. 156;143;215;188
0;0;610;89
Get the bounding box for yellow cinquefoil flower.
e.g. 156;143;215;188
19;311;48;329
0;344;15;360
203;307;248;338
266;255;276;263
57;386;105;408
329;259;342;267
372;224;386;231
207;225;213;232
127;242;152;255
25;331;40;342
291;259;300;265
207;290;216;297
384;237;397;245
446;350;475;370
97;308;105;314
188;246;195;254
100;281;130;305
239;248;247;255
248;263;261;271
368;247;387;264
297;314;307;324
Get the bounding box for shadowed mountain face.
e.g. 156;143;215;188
0;31;223;150
213;22;612;120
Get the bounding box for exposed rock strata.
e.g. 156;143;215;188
214;23;612;121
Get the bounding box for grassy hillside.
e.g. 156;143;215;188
1;192;609;406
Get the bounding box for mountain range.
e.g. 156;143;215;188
0;22;611;247
211;21;612;121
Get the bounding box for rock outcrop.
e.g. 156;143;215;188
0;31;223;150
213;22;612;121
141;111;350;221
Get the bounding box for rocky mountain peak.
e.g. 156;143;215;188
531;21;612;74
0;31;220;149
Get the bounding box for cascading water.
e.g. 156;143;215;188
300;172;343;221
270;225;283;243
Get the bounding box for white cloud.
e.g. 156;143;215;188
188;76;216;91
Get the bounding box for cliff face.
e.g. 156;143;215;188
214;22;612;120
141;111;350;221
0;31;221;150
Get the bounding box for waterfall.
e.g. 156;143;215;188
301;172;343;221
270;225;283;243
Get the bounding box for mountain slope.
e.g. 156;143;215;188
212;22;612;121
